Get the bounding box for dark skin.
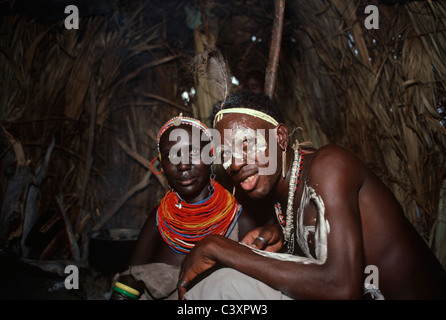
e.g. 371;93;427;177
244;71;265;93
178;113;446;299
127;124;256;267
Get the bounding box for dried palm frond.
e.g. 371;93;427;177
191;40;233;123
281;0;445;269
0;1;189;260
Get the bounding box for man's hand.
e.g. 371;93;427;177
177;225;283;299
177;235;220;300
241;224;283;252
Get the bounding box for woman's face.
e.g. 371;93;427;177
215;113;281;199
159;124;211;203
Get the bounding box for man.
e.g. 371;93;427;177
243;70;265;93
178;91;446;300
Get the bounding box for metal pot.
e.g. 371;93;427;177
88;228;139;274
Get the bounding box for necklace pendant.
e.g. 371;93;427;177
175;201;182;209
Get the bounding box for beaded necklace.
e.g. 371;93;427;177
156;181;241;254
274;149;305;253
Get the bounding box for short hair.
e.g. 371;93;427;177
210;90;285;126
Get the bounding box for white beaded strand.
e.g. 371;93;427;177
283;149;302;253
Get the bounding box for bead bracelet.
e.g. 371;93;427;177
115;281;141;296
113;286;139;299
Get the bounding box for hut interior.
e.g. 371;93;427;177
0;0;445;300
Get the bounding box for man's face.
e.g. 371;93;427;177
247;77;263;93
215;113;281;199
159;124;211;203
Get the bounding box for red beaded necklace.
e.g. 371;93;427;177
156;181;241;254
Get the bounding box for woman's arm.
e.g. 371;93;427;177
126;207;159;266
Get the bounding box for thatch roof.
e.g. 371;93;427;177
0;0;445;269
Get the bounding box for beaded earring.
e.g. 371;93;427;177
150;157;163;175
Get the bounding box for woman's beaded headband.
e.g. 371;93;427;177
157;113;213;158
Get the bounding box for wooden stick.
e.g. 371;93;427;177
117;138;168;190
56;193;81;261
264;0;286;98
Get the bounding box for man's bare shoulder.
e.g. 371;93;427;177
305;144;366;175
309;144;360;160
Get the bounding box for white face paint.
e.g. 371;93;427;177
165;125;279;175
231;128;267;160
215;127;277;175
218;128;266;169
215;144;232;170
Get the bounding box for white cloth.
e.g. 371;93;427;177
184;267;293;300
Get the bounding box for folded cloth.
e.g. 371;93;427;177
119;263;180;300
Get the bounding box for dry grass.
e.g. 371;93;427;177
0;2;191;260
279;0;446;268
0;0;444;268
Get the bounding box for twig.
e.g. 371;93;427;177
56;193;81;261
142;92;192;114
117;138;151;168
126;116;137;152
117;138;168;189
0;123;26;166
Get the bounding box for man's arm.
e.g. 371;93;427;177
178;146;368;299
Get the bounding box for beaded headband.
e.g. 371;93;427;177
213;107;279;128
157;113;213;159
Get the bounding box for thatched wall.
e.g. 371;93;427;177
276;0;446;268
0;0;445;268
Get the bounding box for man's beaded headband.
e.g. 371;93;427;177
213;107;279;128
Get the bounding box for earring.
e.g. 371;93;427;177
282;150;286;179
150;157;163;175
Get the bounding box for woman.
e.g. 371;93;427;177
113;114;256;300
